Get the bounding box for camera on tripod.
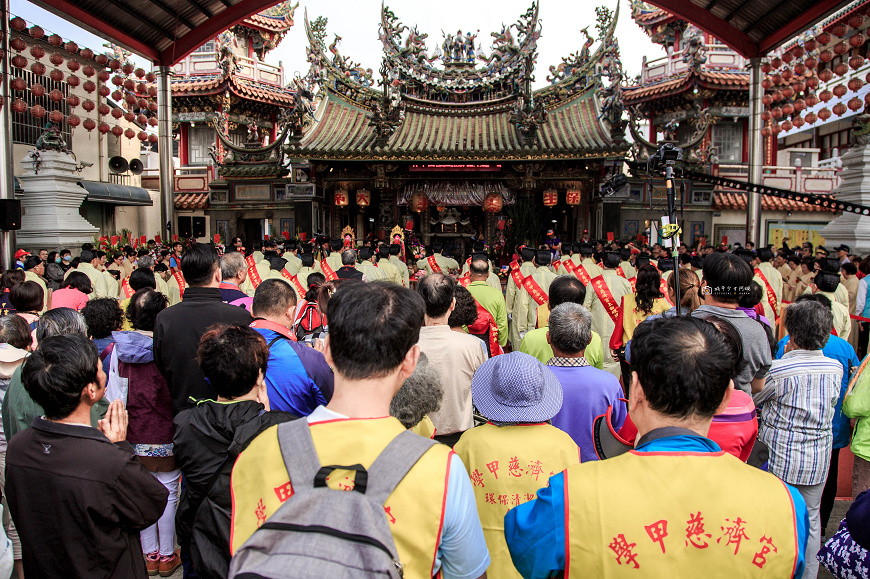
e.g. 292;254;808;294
649;143;683;172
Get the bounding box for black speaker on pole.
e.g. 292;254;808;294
0;200;21;231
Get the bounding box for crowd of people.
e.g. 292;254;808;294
0;232;868;579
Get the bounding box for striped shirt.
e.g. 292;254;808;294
757;349;843;486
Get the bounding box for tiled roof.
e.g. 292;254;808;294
285;91;620;161
634;8;671;24
169;75;295;106
243;13;293;32
175;193;209;209
713;190;837;212
624;71;749;103
171;75;223;94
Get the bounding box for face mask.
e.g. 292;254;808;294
63;255;71;262
55;257;61;264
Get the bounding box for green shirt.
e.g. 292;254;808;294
518;327;604;370
467;281;509;347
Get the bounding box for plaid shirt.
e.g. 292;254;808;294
757;349;843;486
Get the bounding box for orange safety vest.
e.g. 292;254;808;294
591;275;620;324
171;270;186;299
454;423;580;579
229;418;452;579
561;451;800;578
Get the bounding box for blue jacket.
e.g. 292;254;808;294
775;334;859;449
253;327;334;417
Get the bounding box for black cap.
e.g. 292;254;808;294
23;256;42;270
359;247;373;260
578;243;594;256
820;257;842;273
834;244;851;253
301;253;315;267
471;252;489;263
658;258;675;271
635;254;651;268
757;247;774;262
732;248;755;264
536;249;552;266
330;240;343;252
389;244;400;255
378;246;390;259
520;247;535;262
285;241;298;251
267;256;287;271
264;240;277;249
472;241;485;252
619;248;631;261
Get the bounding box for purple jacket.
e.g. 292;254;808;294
111;331;174;445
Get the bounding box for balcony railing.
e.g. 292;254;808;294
140;166;214;192
715;164;841;194
639;44;745;84
169;52;284;86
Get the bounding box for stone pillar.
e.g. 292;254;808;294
746;57;764;247
16;150;98;248
820;144;870;255
0;0;15;268
157;66;174;242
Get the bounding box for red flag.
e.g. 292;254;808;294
607;232;614;241
155;235;162;244
140;235;147;244
213;234;221;244
722;235;728;244
281;231;290;240
172;234;179;242
300;232;308;241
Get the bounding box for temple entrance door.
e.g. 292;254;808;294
242;219;262;245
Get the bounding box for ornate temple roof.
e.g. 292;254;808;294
170;74;297;106
623;70;748;103
174;192;209;210
713;190;836;212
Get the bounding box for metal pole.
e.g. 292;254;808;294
665;164;681;316
157;66;174;244
0;0;15;269
747;57;764;248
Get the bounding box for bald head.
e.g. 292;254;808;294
469;259;489;280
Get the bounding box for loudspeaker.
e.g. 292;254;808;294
0;199;21;231
129;158;144;175
109;156;129;174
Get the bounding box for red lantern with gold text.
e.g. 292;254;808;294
29;83;45;98
334;189;349;207
849;97;863;112
566;187;581;206
818;107;832;121
356;189;370;207
409;191;428;213
123;78;135;91
835;62;849;76
148;117;157;127
791;80;805;93
137;114;147;125
11;99;26;114
147;86;157;98
146;72;156;83
820;49;834;63
148;102;158;112
483;192;503;213
833;23;849;38
834;84;848;97
850;55;866;70
805;111;818;124
30;104;45;119
819;68;834;82
805;56;819;69
793;116;806;129
135;83;146;94
833;102;847;116
543;189;558;207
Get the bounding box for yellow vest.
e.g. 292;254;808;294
455;423;580;579
230;417;451;579
618;295;671;346
562;451;799;578
410;415;437;439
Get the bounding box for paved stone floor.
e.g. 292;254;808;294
819;499;853;579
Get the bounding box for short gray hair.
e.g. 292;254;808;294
220;252;246;280
137;255;154;269
785;300;832;350
548;302;593;354
36;308;87;343
341;249;357;266
390;352;443;429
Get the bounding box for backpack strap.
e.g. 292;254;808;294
276;419;324;497
364;430;438;505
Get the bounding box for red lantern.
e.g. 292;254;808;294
28;25;44;39
819;68;834;82
849;78;864;92
98;103;110;116
29;45;44;60
83;118;96;132
11;54;26;69
834;84;848;97
762;78;773;90
122;62;134;75
111;107;123;119
820;49;835;63
761;126;772;138
483;192;503;213
782;68;793;81
851;55;866;70
123;111;135;123
10;37;26;53
148;134;158;144
137;114;147;125
833;102;848;116
147;86;157;97
805;38;819;52
134;67;145;79
835;62;849;76
771;106;783;118
80;48;93;60
66;94;80;108
762;61;773;73
833;23;849;38
48;89;63;102
64;40;78;54
805;56;819;69
850;14;865;29
762;94;773;106
82;99;95;112
30;83;45;97
806;76;820;89
334;189;349;207
805;111;818;124
66;75;80;88
10;77;25;92
28;62;45;76
49;110;63;124
849;97;863;111
135;83;146;94
771;123;782;135
794;63;807;76
98;122;110;134
98;86;110;98
10;17;26;31
111;125;123;137
820;89;833;102
771;56;782;68
835;41;849;55
147;117;157;127
793;99;806;112
124;93;136;106
409;190;428;213
108;59;120;71
123;78;135;91
818;107;832;121
124;128;135;140
356;189;371;207
97;70;109;82
11;99;27;114
30;104;45;118
66;114;80;128
851;33;867;48
566;188;581;206
49;68;63;82
782;103;795;116
148;102;158;112
47;34;62;47
48;52;63;66
66;59;80;72
782;119;793;132
792;80;806;93
543;189;558;207
773;90;784;102
137;98;148;109
805;94;819;107
772;73;783;85
83;80;96;93
112;90;122;101
761;110;772;121
782;51;794;64
793;116;805;129
781;86;794;99
137;131;148;142
111;75;123;87
95;54;108;66
792;45;806;58
146;72;156;83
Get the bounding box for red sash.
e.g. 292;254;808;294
172;270;186;299
245;255;256;269
573;264;592;286
427;255;442;274
248;262;263;288
616;266;626;278
754;267;780;322
628;277;636;292
522;275;549;307
590;275;620;323
250;318;296;342
562;260;576;274
661;276;673;305
458;274;471;287
281;269;306;296
510;263;526;288
320;259;337;281
553;260;562;272
121;277;134;299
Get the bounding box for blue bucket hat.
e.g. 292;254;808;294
471;352;563;423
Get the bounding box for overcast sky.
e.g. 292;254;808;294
13;0;667;89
